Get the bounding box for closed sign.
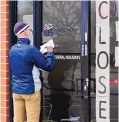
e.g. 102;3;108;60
96;1;110;122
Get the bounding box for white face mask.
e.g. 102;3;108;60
29;31;33;45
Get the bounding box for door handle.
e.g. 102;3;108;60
81;78;96;99
81;78;89;99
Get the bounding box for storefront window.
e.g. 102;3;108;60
42;1;81;121
15;1;119;122
43;1;80;53
17;1;33;22
17;1;33;38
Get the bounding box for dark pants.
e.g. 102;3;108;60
50;93;71;122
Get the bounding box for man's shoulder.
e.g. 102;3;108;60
28;45;39;52
9;44;18;51
10;44;35;49
10;44;39;55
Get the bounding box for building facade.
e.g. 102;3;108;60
0;1;9;121
0;1;119;122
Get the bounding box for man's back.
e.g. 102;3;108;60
9;38;55;94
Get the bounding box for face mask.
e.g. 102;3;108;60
29;31;33;45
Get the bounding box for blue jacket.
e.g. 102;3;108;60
9;38;55;94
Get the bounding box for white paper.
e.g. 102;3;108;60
40;39;55;53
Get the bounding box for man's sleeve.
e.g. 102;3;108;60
30;46;55;72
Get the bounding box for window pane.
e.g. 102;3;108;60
43;1;81;54
17;1;33;21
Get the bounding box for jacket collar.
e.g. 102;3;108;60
17;38;30;45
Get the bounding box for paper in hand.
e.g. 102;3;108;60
40;39;55;53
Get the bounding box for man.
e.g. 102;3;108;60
9;22;55;122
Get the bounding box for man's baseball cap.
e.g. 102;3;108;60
14;22;29;35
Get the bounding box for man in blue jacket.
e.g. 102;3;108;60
9;22;55;122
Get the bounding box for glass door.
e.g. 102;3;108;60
42;1;81;122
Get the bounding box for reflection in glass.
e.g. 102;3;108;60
42;1;81;121
43;1;81;53
17;1;33;21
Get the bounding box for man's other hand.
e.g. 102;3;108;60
47;47;53;52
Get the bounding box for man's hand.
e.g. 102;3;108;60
47;47;53;52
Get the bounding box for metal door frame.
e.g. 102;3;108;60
33;1;43;122
9;1;17;122
80;1;91;122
